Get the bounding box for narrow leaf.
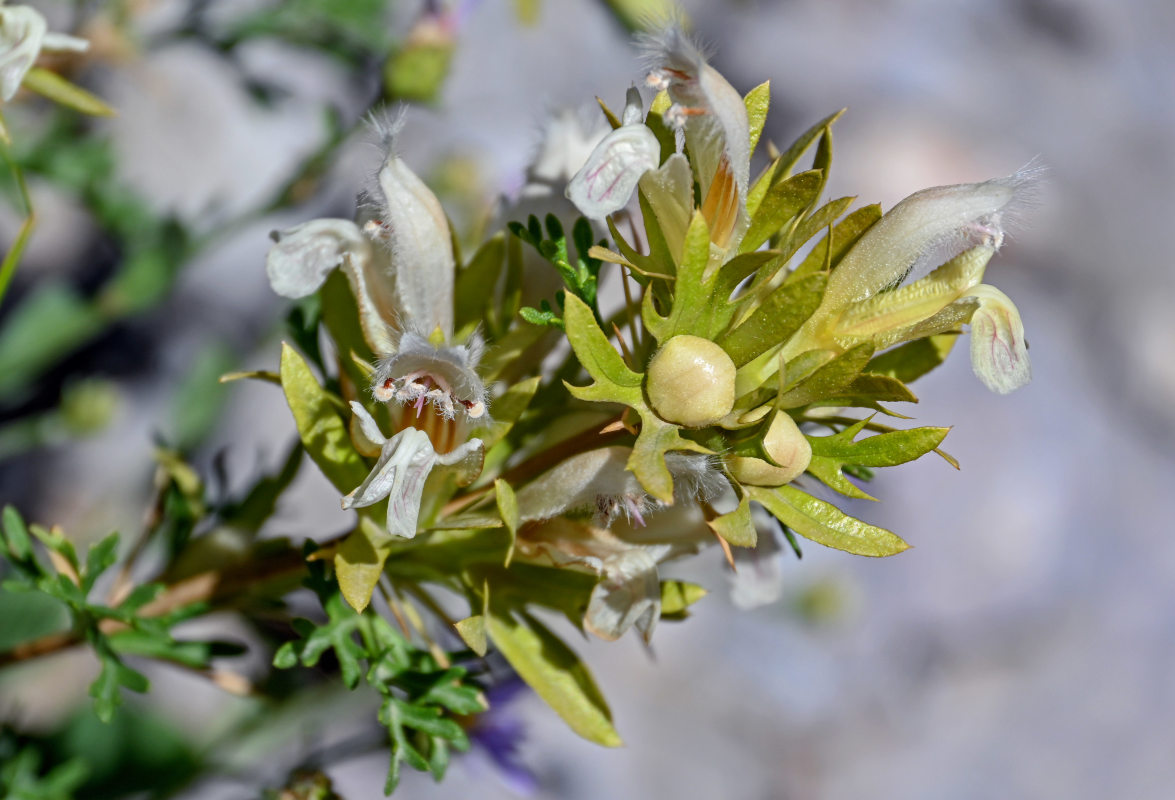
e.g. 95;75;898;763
747;484;909;557
486;610;622;747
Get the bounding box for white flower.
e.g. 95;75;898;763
266;122;488;422
342;402;483;539
0;2;89;102
565;86;660;220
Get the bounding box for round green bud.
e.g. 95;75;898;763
646;335;736;428
761;412;811;482
725;413;811;487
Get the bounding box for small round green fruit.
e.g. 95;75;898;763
646;335;736;428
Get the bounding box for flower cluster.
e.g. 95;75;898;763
264;24;1036;776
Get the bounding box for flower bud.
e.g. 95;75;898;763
726;413;810;486
646;335;735;428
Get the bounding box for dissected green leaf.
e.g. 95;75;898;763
486;610;621;747
747;484;909;557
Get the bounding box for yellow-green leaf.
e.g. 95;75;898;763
777;342;875;409
279;343;367;492
454;615;487;657
486;610;622;747
495;478;519;566
747;484;909;557
21;67;116;117
741;170;822;254
660;580;707;616
335;525;392;613
707;494;757;547
744;80;770;154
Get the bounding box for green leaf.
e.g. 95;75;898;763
81;532;120;594
334;526;392;614
486;610;622;747
494;479;519;567
663;211;718;338
787;196;857;258
2;505;32;562
791;203;882;280
777;342;875;408
659;580;706;617
776;108;845;178
455;234;506;334
0;285;105;401
21;67;116;117
747;484;909;557
744;81;770;154
807;418;949;466
719;273;826;367
454;615;487;657
707;494;757;547
741;170;823;254
279;343;367;492
562;293;641;390
867;334;959;384
89;654;150;723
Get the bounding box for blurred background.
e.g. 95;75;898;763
1;0;1173;798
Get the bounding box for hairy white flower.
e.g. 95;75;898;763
0;3;88;102
565;87;660;219
342;402;483;539
266;122;488;422
372;331;487;420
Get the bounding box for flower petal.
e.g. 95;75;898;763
369;148;456;340
266;218;370;298
0;5;48;102
348;401;387;448
968;284;1031;393
342;426;438;539
566;89;660;220
584;549;661;643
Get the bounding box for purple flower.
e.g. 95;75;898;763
464;677;538;796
